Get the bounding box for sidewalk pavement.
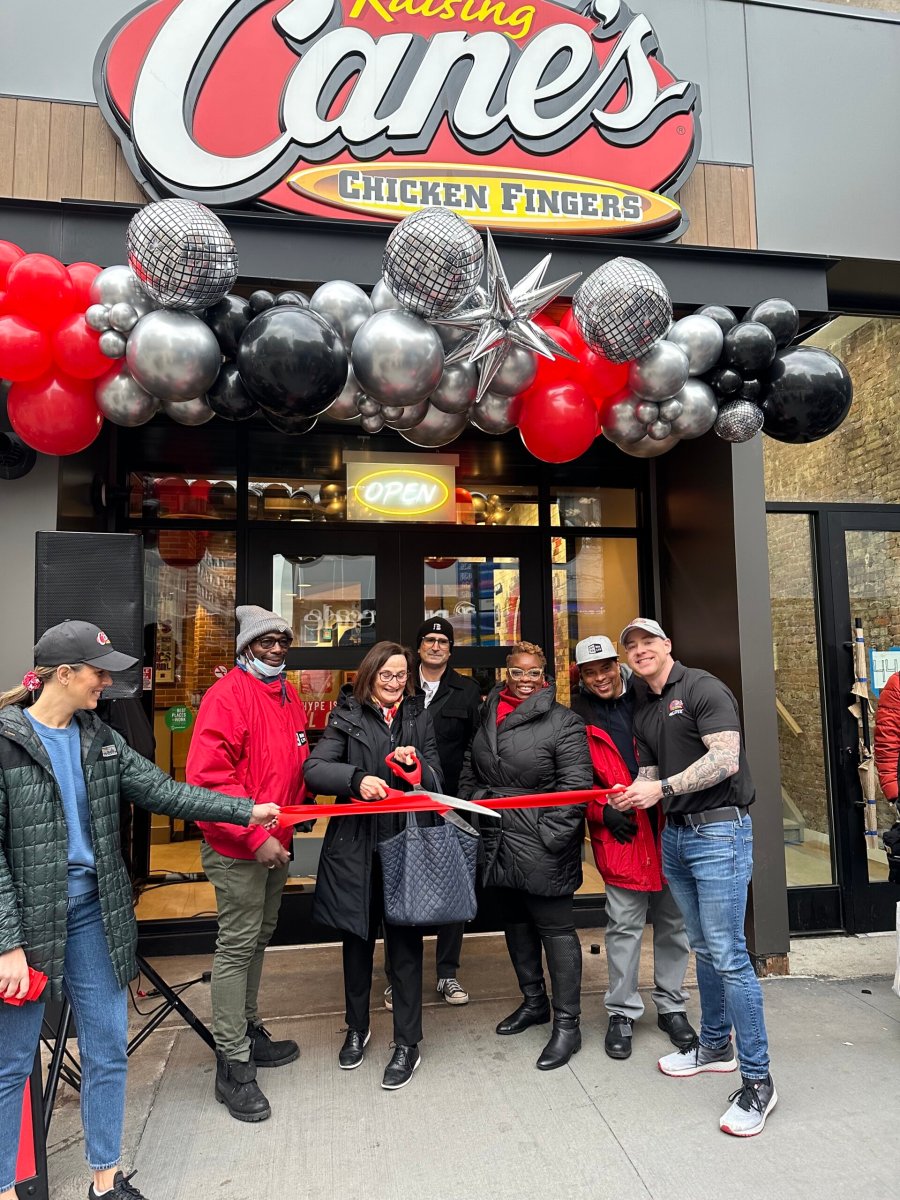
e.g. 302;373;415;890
40;930;898;1200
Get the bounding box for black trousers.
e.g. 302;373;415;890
384;922;464;983
343;853;424;1046
486;887;577;938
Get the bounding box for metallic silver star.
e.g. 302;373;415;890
434;232;581;400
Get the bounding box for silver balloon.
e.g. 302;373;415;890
573;258;672;362
399;405;469;448
629;340;690;401
601;395;646;445
382;207;484;317
99;330;127;359
360;411;385;433
126;199;238;312
383;399;429;429
351;310;444;405
356;395;382;418
670;379;718;439
371;279;401;312
667;314;724;376
107;303;139;334
430;363;477;414
634;400;659;425
659;397;683;422
490;345;538;397
126;311;222;402
470;391;516;435
322;366;364;421
162;395;216;426
619;433;681;458
90;265;156;316
715;400;764;443
310;280;374;351
85;304;111;332
648;419;673;441
95;362;160;427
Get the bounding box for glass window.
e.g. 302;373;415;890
129;473;237;520
550;487;636;528
423;557;520;647
550;537;640;706
766;514;835;886
272;554;376;648
458;485;539;528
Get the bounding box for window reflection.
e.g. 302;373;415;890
273;554;376;648
423;557;520;647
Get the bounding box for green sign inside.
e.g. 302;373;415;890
164;704;194;732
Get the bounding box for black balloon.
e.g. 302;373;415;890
274;290;310;308
203;294;252;359
207;363;258;421
739;378;763;404
710;367;743;397
262;410;319;435
761;347;853;444
249;289;275;314
237;306;349;419
697;305;738;334
723;321;777;375
746;297;799;349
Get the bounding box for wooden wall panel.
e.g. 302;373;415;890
47;103;85;202
678;163;708;246
81;106;119;200
115;147;145;203
676;163;757;250
13;99;51;200
0;98;17;196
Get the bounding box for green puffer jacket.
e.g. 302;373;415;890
0;704;254;999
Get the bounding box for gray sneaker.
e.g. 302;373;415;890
384;985;393;1011
658;1038;738;1077
437;977;469;1006
719;1075;777;1137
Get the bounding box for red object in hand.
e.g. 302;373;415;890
385;752;422;787
2;967;48;1006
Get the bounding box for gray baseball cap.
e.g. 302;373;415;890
34;620;138;671
575;636;618;665
619;617;668;645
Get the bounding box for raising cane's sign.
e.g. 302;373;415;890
95;0;701;239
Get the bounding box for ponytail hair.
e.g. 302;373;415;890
0;665;60;709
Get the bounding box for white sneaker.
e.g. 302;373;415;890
658;1039;738;1077
719;1075;778;1137
437;977;469;1005
384;985;393;1011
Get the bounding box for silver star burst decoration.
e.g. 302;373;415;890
434;231;581;401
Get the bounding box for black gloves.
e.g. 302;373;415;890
602;804;639;844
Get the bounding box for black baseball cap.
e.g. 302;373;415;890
34;620;138;672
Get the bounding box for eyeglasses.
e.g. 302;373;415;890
377;670;409;683
507;667;544;680
422;636;450;648
255;636;292;650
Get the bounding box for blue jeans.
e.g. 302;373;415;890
0;891;128;1191
661;814;770;1079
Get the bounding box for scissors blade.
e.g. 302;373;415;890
420;791;501;819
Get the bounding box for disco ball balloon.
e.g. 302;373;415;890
573;258;672;363
715;400;764;443
352;310;444;405
126;310;221;402
470;391;516;435
95;362;160;427
399;404;469;447
126;199;238;312
382;207;484;318
162;395;216;426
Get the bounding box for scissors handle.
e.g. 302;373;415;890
385;751;422;787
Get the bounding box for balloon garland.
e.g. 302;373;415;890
0;202;854;462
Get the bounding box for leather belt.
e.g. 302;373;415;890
667;806;748;828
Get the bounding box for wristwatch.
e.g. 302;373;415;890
660;778;675;800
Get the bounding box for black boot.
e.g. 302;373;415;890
536;933;582;1070
214;1054;271;1122
496;923;551;1035
247;1020;299;1068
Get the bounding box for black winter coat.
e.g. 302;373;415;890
417;667;482;795
304;686;443;940
458;682;592;897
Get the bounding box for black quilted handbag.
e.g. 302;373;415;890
379;813;479;926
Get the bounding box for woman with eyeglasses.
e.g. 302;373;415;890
458;641;593;1070
304;641;443;1091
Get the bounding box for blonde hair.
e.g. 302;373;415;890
0;664;82;710
506;641;546;668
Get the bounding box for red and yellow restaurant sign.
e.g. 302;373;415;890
96;0;702;240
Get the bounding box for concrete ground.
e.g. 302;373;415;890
37;930;898;1200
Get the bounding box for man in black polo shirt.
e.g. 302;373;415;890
609;618;777;1138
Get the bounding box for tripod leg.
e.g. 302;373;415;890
135;956;216;1052
43;1000;74;1137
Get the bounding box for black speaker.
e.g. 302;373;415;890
35;532;144;699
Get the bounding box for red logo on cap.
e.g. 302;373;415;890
97;631;111;645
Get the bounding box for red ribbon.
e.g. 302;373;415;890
276;788;614;829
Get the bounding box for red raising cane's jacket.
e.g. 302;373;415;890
186;667;309;859
874;670;900;802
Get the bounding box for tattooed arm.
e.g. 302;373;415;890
609;733;740;810
609;763;659;810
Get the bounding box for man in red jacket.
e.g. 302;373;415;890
187;606;310;1123
570;635;694;1061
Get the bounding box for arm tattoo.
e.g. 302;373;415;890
668;731;740;795
637;765;660;781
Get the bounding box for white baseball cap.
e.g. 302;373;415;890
575;635;618;665
619;617;668;646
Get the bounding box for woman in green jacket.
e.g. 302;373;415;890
0;621;279;1200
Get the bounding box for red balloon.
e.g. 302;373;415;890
157;529;209;570
533;325;582;388
579;346;631;406
154;476;190;516
518;379;598;463
5;254;77;331
67;262;102;310
7;370;104;455
51;313;110;379
0;241;25;286
559;307;581;339
534;313;559;331
0;290;7;314
0;315;53;381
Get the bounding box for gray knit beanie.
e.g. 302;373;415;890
235;606;293;656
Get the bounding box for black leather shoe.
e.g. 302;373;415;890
658;1011;697;1050
248;1021;299;1068
381;1044;421;1090
214;1054;271;1122
536;1018;582;1070
496;983;551;1035
605;1015;634;1060
339;1028;371;1070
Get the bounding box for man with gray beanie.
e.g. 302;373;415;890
187;606;310;1122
